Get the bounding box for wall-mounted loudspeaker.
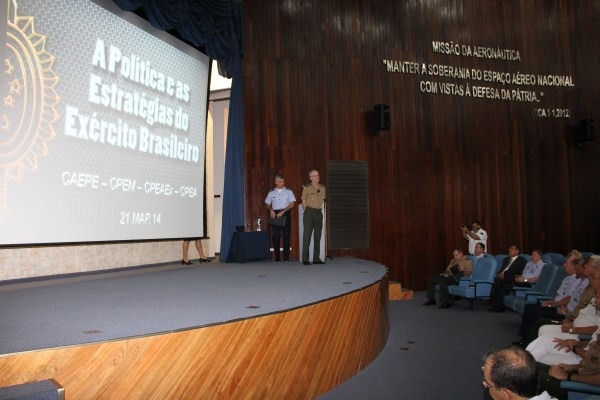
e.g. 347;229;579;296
373;104;390;133
577;119;595;146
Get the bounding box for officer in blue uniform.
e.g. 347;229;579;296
265;174;296;261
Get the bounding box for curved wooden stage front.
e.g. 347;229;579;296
0;260;390;399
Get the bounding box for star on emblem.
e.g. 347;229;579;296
9;79;21;95
1;115;9;130
5;59;15;75
4;95;15;107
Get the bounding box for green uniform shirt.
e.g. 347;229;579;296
302;184;326;209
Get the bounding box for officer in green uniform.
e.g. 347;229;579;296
301;170;326;265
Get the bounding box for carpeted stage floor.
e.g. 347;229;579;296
1;257;526;399
0;257;387;355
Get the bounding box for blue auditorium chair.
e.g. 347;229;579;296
485;255;498;273
435;255;481;293
581;252;596;260
512;267;568;314
560;380;600;400
503;264;563;314
445;256;480;288
466;255;478;266
545;252;566;267
455;256;496;287
448;257;496;309
494;254;508;273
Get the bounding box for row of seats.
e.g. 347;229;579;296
448;250;600;398
501;251;595;314
449;257;497;309
504;252;600;398
447;251;595;311
503;263;567;314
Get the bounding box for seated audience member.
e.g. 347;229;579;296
537;337;600;400
182;239;210;265
423;248;473;309
526;306;600;366
514;249;546;286
512;252;587;346
526;306;600;365
474;242;486;259
482;346;556;400
526;264;600;366
518;255;600;347
488;244;528;312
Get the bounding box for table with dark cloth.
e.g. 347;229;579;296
226;231;270;263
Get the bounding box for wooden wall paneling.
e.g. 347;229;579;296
242;0;600;289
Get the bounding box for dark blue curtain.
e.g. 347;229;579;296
112;0;244;259
220;40;244;261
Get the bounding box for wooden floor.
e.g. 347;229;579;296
0;276;389;399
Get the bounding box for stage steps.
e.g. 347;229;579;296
389;282;413;300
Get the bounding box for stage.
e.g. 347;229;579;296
0;257;390;399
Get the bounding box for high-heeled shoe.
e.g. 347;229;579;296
182;260;193;265
199;258;210;263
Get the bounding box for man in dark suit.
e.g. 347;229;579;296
488;244;527;312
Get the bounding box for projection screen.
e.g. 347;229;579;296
1;0;210;245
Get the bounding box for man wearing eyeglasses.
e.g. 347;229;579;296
482;346;556;399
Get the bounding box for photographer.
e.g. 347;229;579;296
461;220;488;255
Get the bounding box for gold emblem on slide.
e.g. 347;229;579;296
1;0;60;218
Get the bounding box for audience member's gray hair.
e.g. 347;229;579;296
589;255;600;269
484;346;537;398
567;249;582;259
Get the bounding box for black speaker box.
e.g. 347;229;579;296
374;104;390;132
578;119;595;145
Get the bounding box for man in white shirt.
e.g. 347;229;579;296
461;220;488;255
265;174;296;262
515;250;546;286
512;251;587;346
526;257;600;366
